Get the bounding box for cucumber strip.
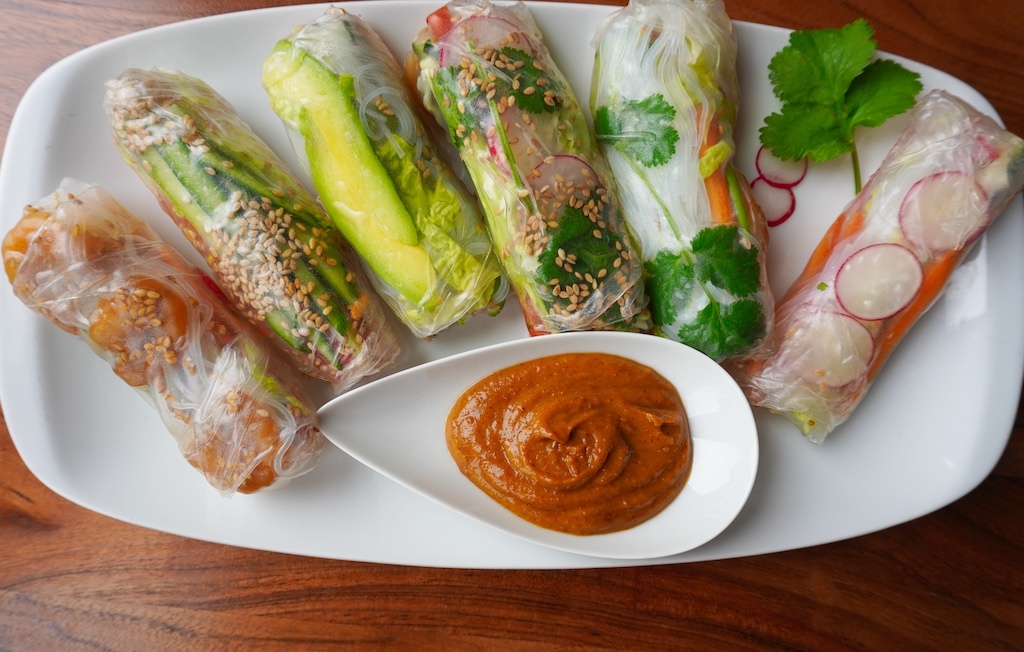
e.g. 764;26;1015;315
154;140;229;216
291;259;352;336
139;146;224;232
725;164;751;233
194;147;364;309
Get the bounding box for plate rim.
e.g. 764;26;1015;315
0;0;1020;569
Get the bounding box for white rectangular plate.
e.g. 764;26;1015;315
1;1;1021;569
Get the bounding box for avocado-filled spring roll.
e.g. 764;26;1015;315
590;0;773;361
2;181;324;494
733;91;1024;442
411;0;650;335
262;7;507;338
104;68;399;391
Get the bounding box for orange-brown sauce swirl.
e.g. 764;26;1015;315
446;352;692;535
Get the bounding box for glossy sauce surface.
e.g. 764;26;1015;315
446;352;692;535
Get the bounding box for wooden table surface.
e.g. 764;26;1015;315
1;0;1022;648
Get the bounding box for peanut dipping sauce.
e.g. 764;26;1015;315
445;352;692;535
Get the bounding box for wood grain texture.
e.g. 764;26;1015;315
1;0;1022;649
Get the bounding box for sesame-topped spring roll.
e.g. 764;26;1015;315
590;0;773;362
105;68;399;392
733;91;1024;442
2;181;324;494
262;7;507;338
411;0;650;335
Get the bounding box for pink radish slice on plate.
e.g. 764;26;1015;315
751;176;795;226
787;311;875;388
899;171;989;253
755;146;808;188
835;243;923;321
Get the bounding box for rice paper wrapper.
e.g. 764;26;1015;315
411;0;651;335
732;91;1024;442
263;6;507;338
105;67;400;391
591;0;774;362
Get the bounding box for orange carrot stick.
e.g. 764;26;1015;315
866;249;959;381
699;113;735;226
704;166;733;225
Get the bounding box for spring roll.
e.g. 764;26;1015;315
410;0;650;335
104;68;399;392
2;181;324;494
733;91;1024;442
590;0;773;361
262;7;507;338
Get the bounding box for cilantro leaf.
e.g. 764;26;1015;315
434;66;477;146
691;225;761;297
595;94;679;168
676;299;766;361
538;206;622;289
845;58;923;128
644;250;696;328
759;18;922;193
644;240;766;360
760;102;854;162
536;205;640;329
767;18;876;106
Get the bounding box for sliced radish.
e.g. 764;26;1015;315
899;171;989;253
531;154;594;187
489;105;546;175
755;146;808;188
530;155;600;220
835;243;923;321
971;134;1000;167
751;176;796;226
786;311;874;388
439;16;533;66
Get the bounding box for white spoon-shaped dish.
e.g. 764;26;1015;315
316;331;759;560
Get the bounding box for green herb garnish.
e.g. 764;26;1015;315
594;93;679;168
677;299;766;362
645;225;766;360
759;18;922;193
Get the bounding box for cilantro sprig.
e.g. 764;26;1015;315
539;206;622;288
594;94;679;168
645;225;766;361
759;18;922;193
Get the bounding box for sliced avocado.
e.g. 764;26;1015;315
264;41;434;304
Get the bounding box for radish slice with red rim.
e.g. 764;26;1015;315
438;16;533;66
493;105;546;175
755;146;808;188
899;171;989;253
530;155;600;217
786;311;875;388
835;243;923;321
751;177;796;226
